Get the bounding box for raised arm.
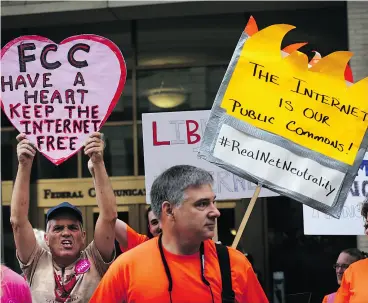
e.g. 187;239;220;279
84;132;117;262
10;133;37;263
114;219;129;248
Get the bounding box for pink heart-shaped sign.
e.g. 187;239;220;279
1;35;126;165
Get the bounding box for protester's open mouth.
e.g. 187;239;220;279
61;240;73;249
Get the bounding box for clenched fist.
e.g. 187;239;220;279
16;133;36;166
84;132;105;165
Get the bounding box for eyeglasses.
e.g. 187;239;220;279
333;263;350;270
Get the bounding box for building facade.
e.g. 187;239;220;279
1;1;367;302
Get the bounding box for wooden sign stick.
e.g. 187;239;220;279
231;184;262;249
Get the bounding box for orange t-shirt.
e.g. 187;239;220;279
119;224;150;253
334;258;368;303
90;238;269;303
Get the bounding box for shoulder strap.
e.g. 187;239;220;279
215;243;235;303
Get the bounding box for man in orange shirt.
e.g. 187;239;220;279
115;206;161;252
334;200;368;303
90;165;268;303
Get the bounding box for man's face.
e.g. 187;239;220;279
148;210;161;237
172;184;220;242
335;252;356;285
45;216;86;266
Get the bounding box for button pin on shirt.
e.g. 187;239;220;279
75;259;91;275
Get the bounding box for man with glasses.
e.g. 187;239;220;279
90;165;268;303
322;248;365;303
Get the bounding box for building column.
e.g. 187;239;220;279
347;1;368;251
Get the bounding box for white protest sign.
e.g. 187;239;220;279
303;154;368;235
142;110;278;203
214;125;346;206
1;35;126;165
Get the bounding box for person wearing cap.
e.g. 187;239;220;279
10;132;117;303
115;205;161;253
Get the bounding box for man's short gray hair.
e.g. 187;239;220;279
150;165;214;219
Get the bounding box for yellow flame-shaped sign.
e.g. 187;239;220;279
221;24;368;165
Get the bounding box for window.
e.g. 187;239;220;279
93;210;129;258
267;196;356;302
137;123;144;176
137;66;227;118
82;124;134;177
137;14;246;67
2;206;21;273
1;111;13;128
217;207;236;247
108;70;133;122
1;130;38;181
37;150;78;179
1;130;17;181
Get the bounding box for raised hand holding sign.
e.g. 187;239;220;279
1;35;126;165
16;133;37;167
84;132;105;165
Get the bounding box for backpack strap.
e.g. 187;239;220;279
215;243;235;303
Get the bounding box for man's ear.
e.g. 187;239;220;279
162;201;174;218
77;228;87;247
44;233;50;246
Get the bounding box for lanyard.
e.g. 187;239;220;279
158;234;214;303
